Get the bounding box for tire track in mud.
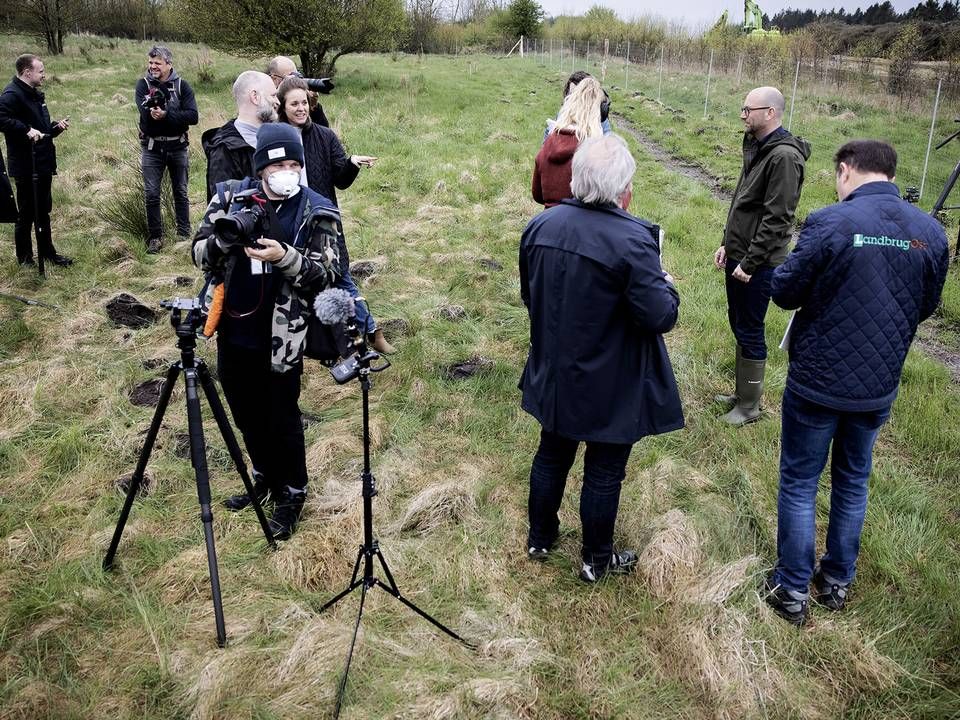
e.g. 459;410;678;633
611;112;732;202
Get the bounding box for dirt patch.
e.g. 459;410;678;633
129;378;166;406
612;113;731;202
444;355;493;380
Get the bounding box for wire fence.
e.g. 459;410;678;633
508;36;960;114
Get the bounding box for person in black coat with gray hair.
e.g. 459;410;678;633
520;133;683;583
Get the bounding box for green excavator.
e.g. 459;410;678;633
711;0;781;37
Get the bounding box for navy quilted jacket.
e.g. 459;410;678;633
771;181;949;412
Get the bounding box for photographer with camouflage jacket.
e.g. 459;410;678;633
192;123;341;540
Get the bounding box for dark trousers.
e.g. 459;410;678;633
217;342;308;491
13;174;54;261
142;142;190;240
724;260;774;360
774;387;890;592
527;429;633;566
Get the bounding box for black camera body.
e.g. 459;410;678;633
213;188;269;247
142;86;167;111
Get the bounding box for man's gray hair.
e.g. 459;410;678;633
148;45;173;64
570;134;636;205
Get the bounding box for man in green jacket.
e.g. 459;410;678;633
713;86;810;425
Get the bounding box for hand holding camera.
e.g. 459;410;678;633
244;238;284;262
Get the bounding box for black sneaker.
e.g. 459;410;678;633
579;549;638;583
812;568;849;611
763;573;809;626
527;546;549;562
146;237;163;254
269;486;306;541
43;253;73;266
18;257;35;266
223;470;270;512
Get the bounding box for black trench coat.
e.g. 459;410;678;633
0;148;15;223
519;199;684;444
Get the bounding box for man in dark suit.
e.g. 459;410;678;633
0;54;72;266
519;133;684;583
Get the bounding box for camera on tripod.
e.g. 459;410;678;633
213;188;269;247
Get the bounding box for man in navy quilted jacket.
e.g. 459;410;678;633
763;140;949;625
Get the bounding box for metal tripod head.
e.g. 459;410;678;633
328;314;391;385
161;297;204;365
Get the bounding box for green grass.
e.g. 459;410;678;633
1;34;959;719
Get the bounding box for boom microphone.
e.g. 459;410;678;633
314;288;355;325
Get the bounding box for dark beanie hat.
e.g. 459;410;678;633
253;123;305;174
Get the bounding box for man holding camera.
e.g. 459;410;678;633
193;123;341;540
203;71;278;202
764;140;948;625
520;134;683;583
136;45;198;254
267;56;330;128
0;53;72;266
713;86;810;425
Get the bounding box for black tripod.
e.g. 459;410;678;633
930;118;960;260
103;298;277;647
317;331;472;719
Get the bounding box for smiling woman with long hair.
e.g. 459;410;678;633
277;76;394;353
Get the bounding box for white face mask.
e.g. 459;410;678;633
266;170;301;197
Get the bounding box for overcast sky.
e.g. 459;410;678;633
540;0;921;28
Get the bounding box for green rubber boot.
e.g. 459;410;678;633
714;344;742;408
720;356;765;426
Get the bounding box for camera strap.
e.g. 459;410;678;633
263;199;291;247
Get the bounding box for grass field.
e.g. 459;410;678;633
1;34;960;719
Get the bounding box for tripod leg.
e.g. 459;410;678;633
373;549;473;647
333;579;369;720
104;364;180;570
184;367;228;648
196;361;277;549
931;160;960;216
318;547;365;614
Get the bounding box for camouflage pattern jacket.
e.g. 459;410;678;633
192;178;341;372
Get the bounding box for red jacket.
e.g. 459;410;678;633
532;129;578;207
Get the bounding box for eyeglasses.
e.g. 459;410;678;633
741;105;771;115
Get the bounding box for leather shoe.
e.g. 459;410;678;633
18;257;35;266
43;253;73;267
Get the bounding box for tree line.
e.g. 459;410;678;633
770;0;959;30
2;0;958;75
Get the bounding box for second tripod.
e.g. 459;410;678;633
317;328;473;719
103;298;277;647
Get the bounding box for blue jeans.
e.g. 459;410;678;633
142;142;190;239
527;429;633;566
724;261;773;360
774;387;890;592
336;270;377;335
